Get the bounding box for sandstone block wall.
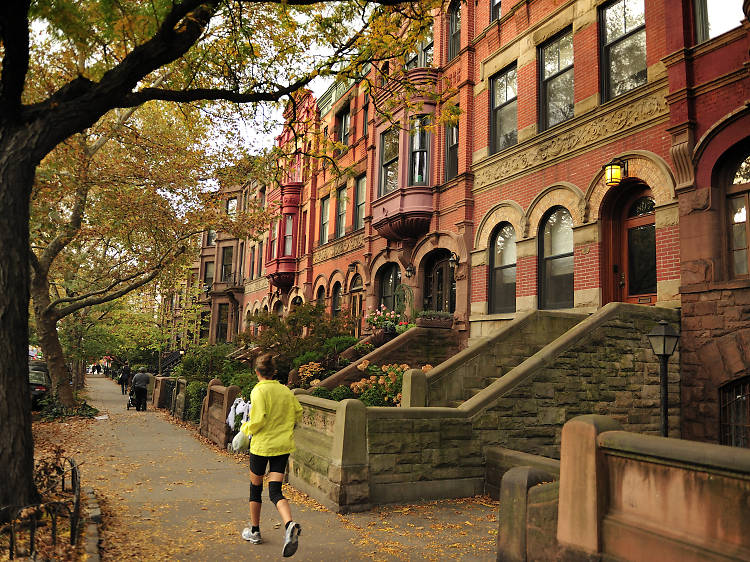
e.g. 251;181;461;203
467;304;680;459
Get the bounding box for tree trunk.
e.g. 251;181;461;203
30;276;75;407
0;144;41;517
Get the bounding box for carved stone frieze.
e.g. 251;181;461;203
474;92;669;190
246;276;269;294
313;233;365;265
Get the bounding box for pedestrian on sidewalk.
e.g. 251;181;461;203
240;353;303;557
120;362;132;394
130;367;150;411
118;368;129;395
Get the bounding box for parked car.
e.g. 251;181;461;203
29;361;51;409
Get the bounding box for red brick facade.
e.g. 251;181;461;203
162;1;750;446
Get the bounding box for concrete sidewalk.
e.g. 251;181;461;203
78;374;498;561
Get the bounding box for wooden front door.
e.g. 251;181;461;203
424;257;456;312
620;190;656;304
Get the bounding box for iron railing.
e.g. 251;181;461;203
0;457;81;559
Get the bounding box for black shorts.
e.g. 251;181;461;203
249;453;289;476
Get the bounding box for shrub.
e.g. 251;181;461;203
352;342;374;358
230;372;258;401
349;363;407;406
311;386;333;400
185;381;208;424
297;362;325;388
417;310;454;319
322;335;358;356
330;384;356;401
292;351;323;370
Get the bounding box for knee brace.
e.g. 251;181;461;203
268;481;285;505
249;482;263;503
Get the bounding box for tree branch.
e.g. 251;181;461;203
50;246;187;319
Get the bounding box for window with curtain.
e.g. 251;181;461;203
221;246;233;282
269;221;277;259
694;0;744;43
380;127;399;196
446;120;459;181
284;215;294;256
448;1;461;61
490;223;517;313
354;175;366;230
335;187;347;238
320;196;330;244
491;66;517;153
204;261;214;289
410;115;430;185
601;0;646;100
540;31;574;130
539;207;574;309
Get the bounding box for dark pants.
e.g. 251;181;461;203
120;381;127;394
134;387;147;411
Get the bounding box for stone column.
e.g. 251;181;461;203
556;415;623;556
329;399;370;511
401;369;427;407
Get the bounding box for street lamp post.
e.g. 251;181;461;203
647;320;680;437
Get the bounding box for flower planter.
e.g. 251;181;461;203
415;317;454;329
371;328;398;346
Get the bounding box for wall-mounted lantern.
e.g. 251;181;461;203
449;252;459;267
405;264;415;278
603;158;628;187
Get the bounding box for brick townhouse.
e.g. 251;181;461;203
163;0;750;446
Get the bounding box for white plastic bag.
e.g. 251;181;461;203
231;429;249;452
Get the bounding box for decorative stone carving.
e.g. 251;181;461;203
474;92;668;189
246;276;269;294
669;124;695;192
313;233;365;265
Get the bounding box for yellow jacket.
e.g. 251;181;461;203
241;380;303;456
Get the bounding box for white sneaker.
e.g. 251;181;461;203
242;527;262;544
282;521;301;557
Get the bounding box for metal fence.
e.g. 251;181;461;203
0;457;81;559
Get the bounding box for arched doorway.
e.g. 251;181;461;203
601;181;656;304
423;250;456;313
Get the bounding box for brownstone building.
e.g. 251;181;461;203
167;0;750;447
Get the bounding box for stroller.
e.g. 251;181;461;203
126;388;137;410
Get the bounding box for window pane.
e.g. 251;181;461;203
412;151;428;184
494;224;517;267
627;224;657;294
734;156;750;185
383;161;398;193
382;128;399;162
624;0;645;32
731;196;747;224
734;250;749;276
703;0;743;40
733;223;747;250
495;102;518;151
609;29;647;97
543;208;574;257
605;0;626;43
628;196;655;217
544;255;574;308
546;69;574;127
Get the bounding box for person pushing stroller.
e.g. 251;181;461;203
130;367;150;411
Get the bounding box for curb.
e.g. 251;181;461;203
83;487;101;561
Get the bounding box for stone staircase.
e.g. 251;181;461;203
426;310;586;408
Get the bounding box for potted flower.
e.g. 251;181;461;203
365;305;402;344
415;310;454;329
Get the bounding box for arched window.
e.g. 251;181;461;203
489;223;517;313
290;296;303;311
378;263;401;310
538;206;574;309
316;285;326;306
423;251;456;313
331;282;342;317
728;153;750;277
350;274;363;292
